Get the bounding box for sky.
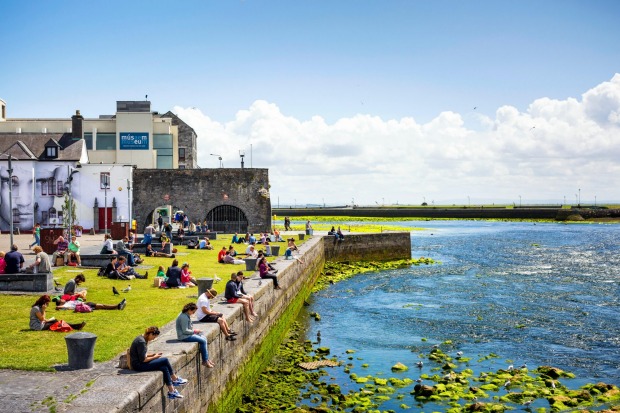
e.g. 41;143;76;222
1;0;620;206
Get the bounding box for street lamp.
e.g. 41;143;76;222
578;188;581;206
239;150;245;169
0;152;17;247
519;195;522;207
103;173;110;234
64;166;79;237
210;153;223;168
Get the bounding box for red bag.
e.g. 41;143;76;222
49;320;73;332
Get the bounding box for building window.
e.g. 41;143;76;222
97;133;117;150
57;181;64;196
100;172;110;189
46;146;57;158
154;134;173;169
12;208;20;225
48;178;56;196
84;133;93;150
179;147;186;162
41;180;47;196
41;211;48;226
179;165;186;170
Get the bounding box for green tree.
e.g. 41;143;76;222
61;193;78;231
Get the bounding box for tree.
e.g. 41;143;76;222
61;193;78;232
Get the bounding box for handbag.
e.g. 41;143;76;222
118;348;132;369
49;320;73;332
75;302;92;313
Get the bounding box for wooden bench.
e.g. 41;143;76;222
0;272;54;292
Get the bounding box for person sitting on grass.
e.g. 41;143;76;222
225;272;257;322
217;246;227;263
223;251;246;265
115;256;148;279
165;259;182;288
259;256;281;290
245;243;258;258
100;234;117;254
228;245;238;257
145;243;175;258
130;326;188;400
195;289;237;341
198;237;214;250
62;273;88;301
180;263;197;287
30;295;85;331
54;296;127;311
176;303;214;368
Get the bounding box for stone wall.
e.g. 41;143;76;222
132;168;271;233
66;232;411;412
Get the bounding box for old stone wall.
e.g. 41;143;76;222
66;232;411;413
133;168;271;233
323;232;411;262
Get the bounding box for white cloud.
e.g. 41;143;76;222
172;74;620;206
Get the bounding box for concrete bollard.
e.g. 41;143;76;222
197;278;214;297
270;245;281;256
244;258;258;271
298;233;305;240
65;332;97;369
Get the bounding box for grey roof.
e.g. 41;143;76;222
0;133;84;161
160;111;196;135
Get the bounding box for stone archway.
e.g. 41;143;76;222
132;168;271;233
205;205;249;233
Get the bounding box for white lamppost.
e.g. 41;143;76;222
103;173;110;234
210;153;223;168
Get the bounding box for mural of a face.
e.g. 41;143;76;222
0;162;35;231
34;165;69;226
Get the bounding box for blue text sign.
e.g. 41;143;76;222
120;132;149;150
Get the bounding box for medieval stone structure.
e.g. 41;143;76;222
133;168;271;233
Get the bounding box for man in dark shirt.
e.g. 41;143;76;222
4;244;25;273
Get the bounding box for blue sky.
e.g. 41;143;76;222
2;1;620;205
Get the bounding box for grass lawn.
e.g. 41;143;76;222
0;234;295;371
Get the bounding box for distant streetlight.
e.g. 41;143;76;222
575;194;578;205
239;150;245;169
0;153;18;247
467;196;470;206
578;188;581;206
519;195;522;207
210;153;223;168
595;195;597;206
563;195;566;205
103;173;110;234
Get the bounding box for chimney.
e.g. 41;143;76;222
71;110;84;139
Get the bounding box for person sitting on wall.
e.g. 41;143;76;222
51;235;69;266
129;326;188;400
128;231;137;249
115;256;148;279
195;289;237;341
26;246;51;274
335;226;345;241
164;222;173;240
188;222;196;236
145;243;175;258
116;236;137;266
327;226;336;235
176;303;214;368
224;272;257;322
217;246;227;263
258;256;280;290
5;244;25;273
177;227;185;244
100;234;117;255
256;251;277;272
0;251;7;274
223;251;246;265
198;237;213;250
67;235;82;266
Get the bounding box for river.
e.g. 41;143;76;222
299;220;620;411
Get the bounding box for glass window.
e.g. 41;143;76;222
12;208;20;224
157;155;173;169
153;134;173;148
100;173;110;189
178;165;186;170
179;147;186;162
46;146;57;158
57;181;64;196
41;211;48;226
97;133;116;150
84;133;93;150
48;178;56;196
40;180;47;196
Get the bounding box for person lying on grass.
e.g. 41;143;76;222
29;295;85;331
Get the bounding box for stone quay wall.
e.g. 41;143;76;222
67;232;411;413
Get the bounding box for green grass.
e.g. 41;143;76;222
273;216;424;232
0;234;296;371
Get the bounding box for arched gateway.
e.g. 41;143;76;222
132;168;271;233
